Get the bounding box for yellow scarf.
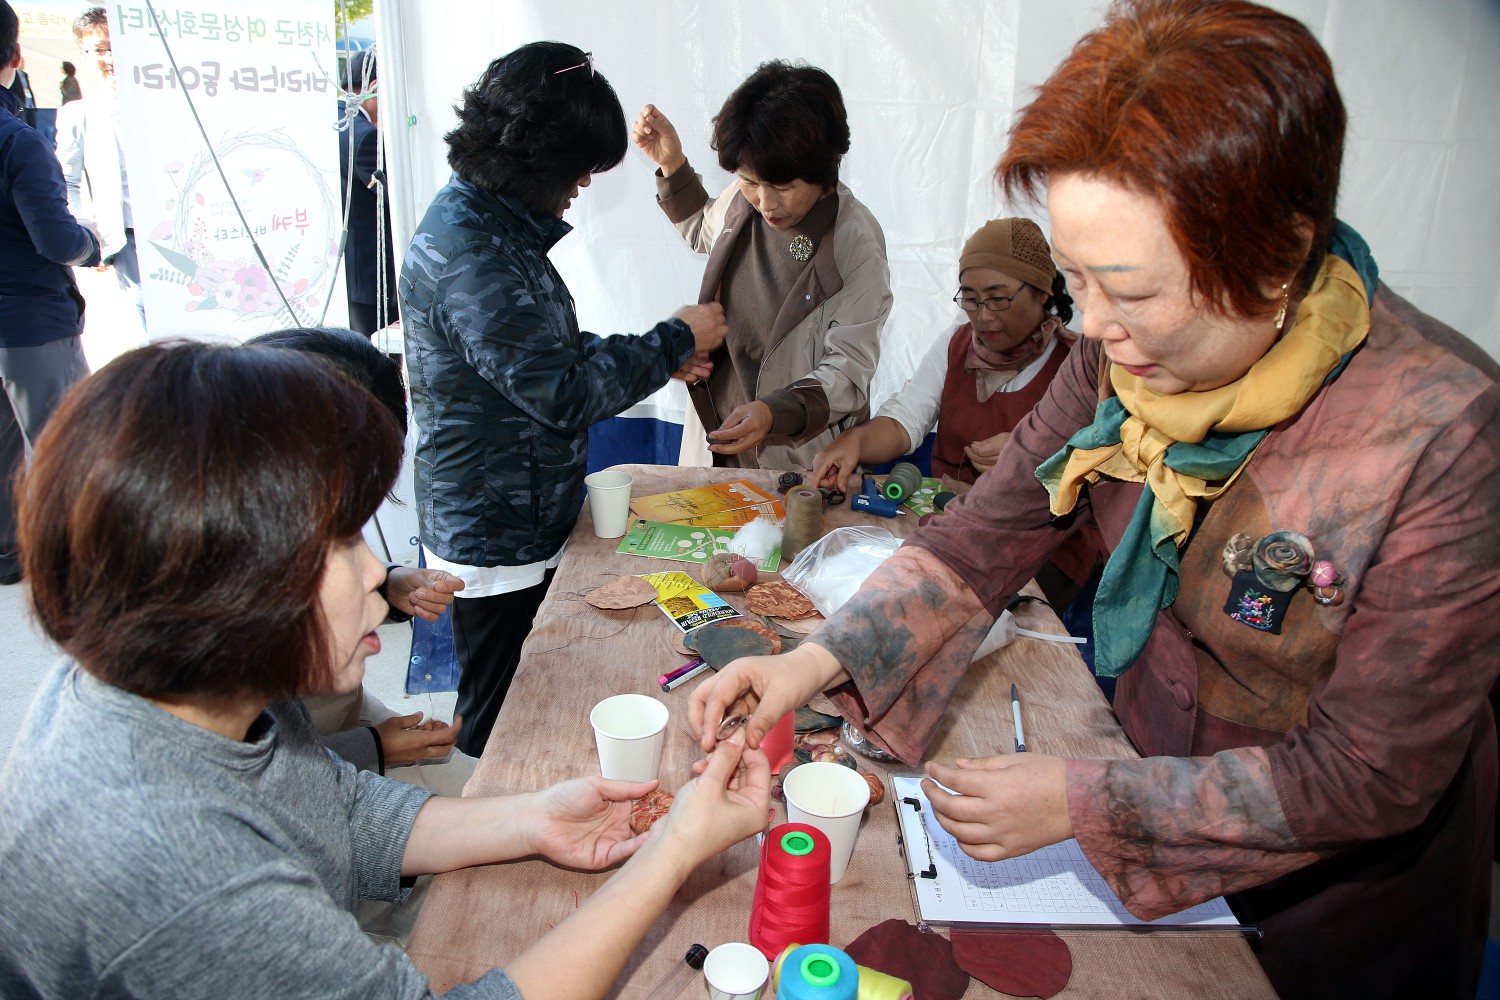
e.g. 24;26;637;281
1050;254;1371;546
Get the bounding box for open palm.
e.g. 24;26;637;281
527;778;652;870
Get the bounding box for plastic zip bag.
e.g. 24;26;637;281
783;526;1015;660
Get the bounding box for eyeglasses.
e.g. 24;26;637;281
953;290;1019;314
553;51;593;77
85;45;112;56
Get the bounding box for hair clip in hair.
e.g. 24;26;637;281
553;51;594;77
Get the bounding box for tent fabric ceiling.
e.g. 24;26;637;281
375;0;1500;426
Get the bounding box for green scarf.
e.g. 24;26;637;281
1036;222;1378;677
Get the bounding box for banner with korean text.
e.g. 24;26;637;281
110;0;347;339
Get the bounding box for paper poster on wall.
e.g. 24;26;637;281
109;1;347;339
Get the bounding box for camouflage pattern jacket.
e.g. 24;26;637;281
402;176;695;566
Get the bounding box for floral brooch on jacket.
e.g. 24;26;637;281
1221;530;1347;633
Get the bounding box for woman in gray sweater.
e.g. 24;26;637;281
0;342;769;1000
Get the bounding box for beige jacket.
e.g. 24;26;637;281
658;174;891;471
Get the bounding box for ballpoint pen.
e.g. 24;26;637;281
1011;683;1027;753
658;657;707;691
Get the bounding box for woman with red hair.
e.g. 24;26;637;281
691;1;1499;995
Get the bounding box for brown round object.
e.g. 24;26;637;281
583;575;658;609
729;557;759;587
699;553;749;592
861;769;886;805
744;580;818;619
629;788;674;835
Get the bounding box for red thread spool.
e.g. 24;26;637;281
749;823;831;960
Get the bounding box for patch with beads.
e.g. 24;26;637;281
1223;569;1295;633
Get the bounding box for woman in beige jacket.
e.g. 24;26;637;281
632;61;892;472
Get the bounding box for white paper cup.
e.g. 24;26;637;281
584;470;634;538
589;694;668;781
703;942;769;1000
781;761;871;883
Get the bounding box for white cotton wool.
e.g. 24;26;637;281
727;516;782;564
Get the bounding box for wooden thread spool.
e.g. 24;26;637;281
780;487;824;564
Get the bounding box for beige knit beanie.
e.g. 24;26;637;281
958;218;1057;293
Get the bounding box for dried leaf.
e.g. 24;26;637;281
744;581;818;619
583;575;658;609
686;621;779;668
773;612;825;634
950;927;1073;998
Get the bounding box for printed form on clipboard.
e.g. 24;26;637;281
892;776;1252;932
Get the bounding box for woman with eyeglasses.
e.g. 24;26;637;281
812;219;1077;488
631;61;892;470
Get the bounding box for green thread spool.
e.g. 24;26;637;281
882;462;922;502
781;830;816;855
773;943;914;1000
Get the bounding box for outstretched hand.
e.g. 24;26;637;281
385;566;465;622
630;104;686;176
654;737;771;866
525;777;658;871
689;643;848;753
671;350;714;386
707;400;774;456
811;429;862;490
375;712;462;767
963;431;1011;475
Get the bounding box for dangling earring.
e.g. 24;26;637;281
1273;283;1291;331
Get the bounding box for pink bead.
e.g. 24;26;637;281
1311;561;1338;588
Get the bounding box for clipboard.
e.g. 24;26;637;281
891;776;1255;932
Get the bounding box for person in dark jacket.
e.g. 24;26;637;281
401;42;728;756
59;61;80;104
338;48;397;337
0;0;99;585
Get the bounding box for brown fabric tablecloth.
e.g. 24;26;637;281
406;465;1276;999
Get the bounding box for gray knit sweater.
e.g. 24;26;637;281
0;660;521;999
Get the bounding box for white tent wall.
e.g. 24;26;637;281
375;0;1500;428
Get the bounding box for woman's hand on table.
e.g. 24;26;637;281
923;754;1073;861
671;350;714;386
653;738;770;866
811;429;862;489
690;643;849;752
524;776;658;870
707;401;774;455
630;104;686;177
375;711;463;767
963;431;1011;475
384;566;465;622
674;302;729;355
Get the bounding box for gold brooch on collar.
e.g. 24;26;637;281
789;235;814;262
